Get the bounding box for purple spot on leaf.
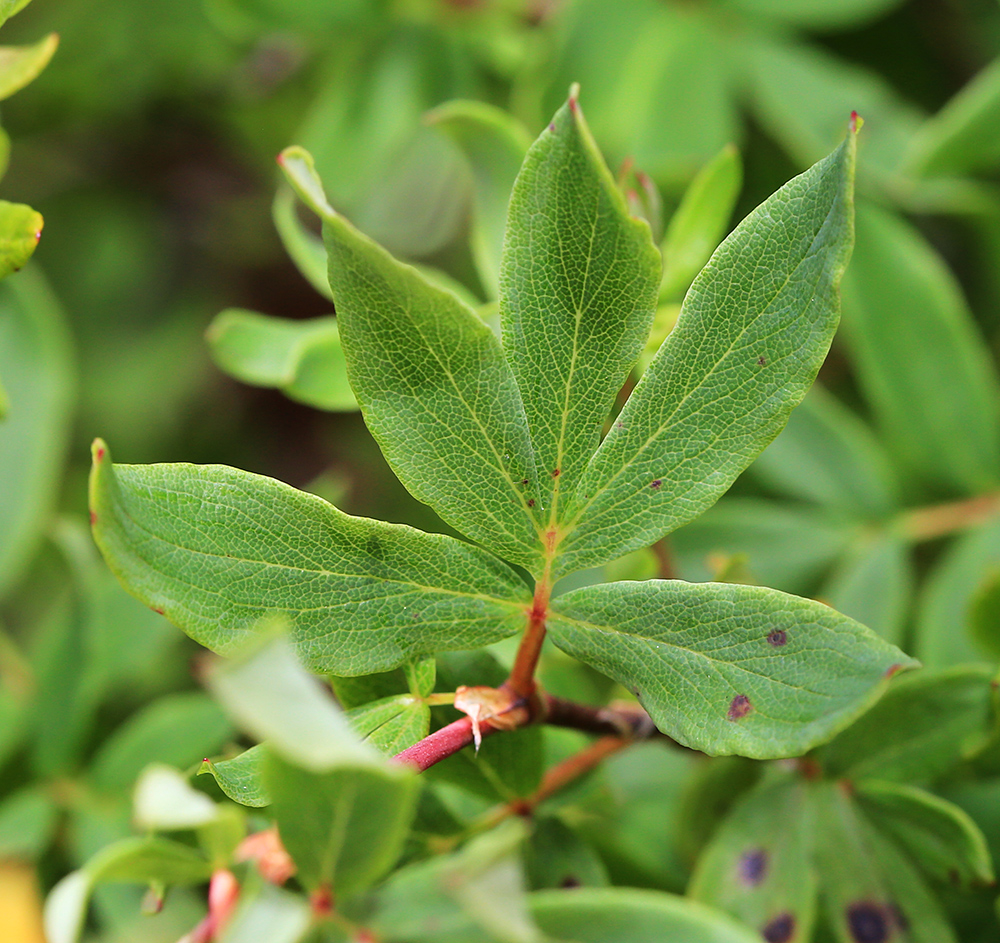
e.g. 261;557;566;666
758;356;767;366
846;902;890;943
527;499;536;508
548;122;556;131
767;629;788;647
738;848;768;886
762;913;795;943
650;479;662;489
728;694;752;720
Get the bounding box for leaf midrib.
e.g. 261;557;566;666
110;487;528;614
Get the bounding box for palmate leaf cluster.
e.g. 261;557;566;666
61;82;993;942
92;88;910;763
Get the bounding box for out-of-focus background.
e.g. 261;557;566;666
3;0;1000;939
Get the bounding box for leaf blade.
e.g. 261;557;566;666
89;443;531;676
548;579;915;758
558;131;857;576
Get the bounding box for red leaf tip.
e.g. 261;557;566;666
849;110;864;134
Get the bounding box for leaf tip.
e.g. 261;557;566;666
568;81;580;112
91;438;108;464
849;110;864;134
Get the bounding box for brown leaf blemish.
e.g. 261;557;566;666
152;607;165;615
767;629;787;647
884;663;905;679
738;848;768;886
846;901;890;943
728;694;752;720
762;913;795;943
89;510;97;525
650;479;662;489
527;498;536;507
758;356;767;366
521;478;529;485
552;468;560;478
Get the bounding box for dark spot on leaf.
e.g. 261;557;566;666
90;510;97;525
548;122;556;131
728;694;752;720
615;421;624;429
884;663;904;678
762;913;795;943
552;468;560;477
650;479;662;489
846;902;890;942
527;499;536;507
559;876;580;888
767;629;787;647
758;356;767;366
521;479;529;485
738;848;768;886
152;607;164;615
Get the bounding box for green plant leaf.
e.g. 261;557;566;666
218;884;311;943
728;0;904;29
0;267;74;597
524;816;608;891
0;787;57;860
44;837;212;943
90;444;531;675
426;100;532;300
272;186;334;301
405;655;436;697
535;0;738;186
206;633;386;772
811;781;956;943
548;579;913;758
346;694;430;755
915;515;1000;668
530;886;761;943
659;144;741;302
279;147;546;572
821;534;913;645
0;33;58;101
206;308;356;412
970;568;1000;659
750;385;900;519
905;57;1000;178
133;764;220;831
87;691;232;793
689;775;817;943
856;780;994;888
264;749;419;897
557;129;856;576
0;201;42;280
499;88;660;530
840;203;1000;498
200;745;271;808
671;498;856;596
816;666;997;784
373;819;545;943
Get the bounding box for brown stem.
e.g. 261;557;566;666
543;694;657;739
652;539;677;580
899;491;1000;541
525;736;631;809
506;580;551;698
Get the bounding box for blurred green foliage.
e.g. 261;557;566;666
2;0;1000;940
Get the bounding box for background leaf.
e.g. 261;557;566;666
200;745;271;808
206;309;356;412
839;203;1000;499
0;268;74;597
